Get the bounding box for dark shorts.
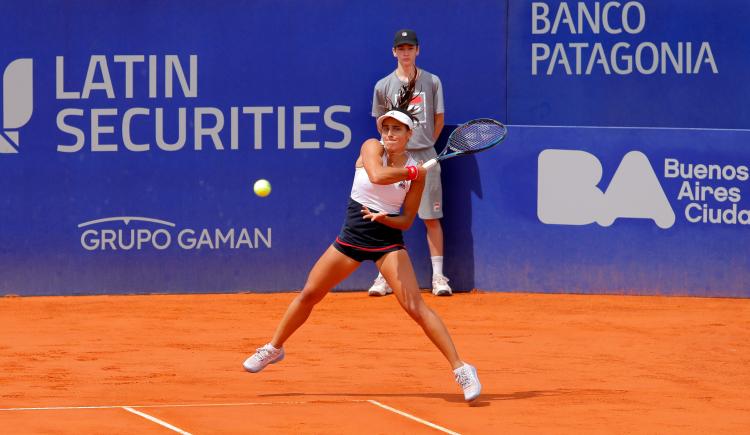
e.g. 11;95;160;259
333;198;406;263
333;238;404;263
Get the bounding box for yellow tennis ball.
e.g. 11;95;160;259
253;179;271;197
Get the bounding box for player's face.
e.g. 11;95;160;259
392;44;419;66
381;118;411;153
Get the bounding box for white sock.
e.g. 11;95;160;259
431;256;444;278
376;272;384;280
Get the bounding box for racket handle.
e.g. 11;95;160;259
423;158;438;169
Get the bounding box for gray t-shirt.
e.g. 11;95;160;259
372;69;444;150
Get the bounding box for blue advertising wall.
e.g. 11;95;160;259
1;1;747;297
501;0;749;297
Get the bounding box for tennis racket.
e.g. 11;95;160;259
423;118;506;169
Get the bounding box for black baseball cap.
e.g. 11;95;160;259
393;29;418;47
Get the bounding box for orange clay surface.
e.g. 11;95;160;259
1;291;749;434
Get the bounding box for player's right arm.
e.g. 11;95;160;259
360;139;424;185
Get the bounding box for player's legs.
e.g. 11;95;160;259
270;245;361;347
377;249;481;401
245;245;360;373
376;249;462;369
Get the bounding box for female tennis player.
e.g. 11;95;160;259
243;79;481;402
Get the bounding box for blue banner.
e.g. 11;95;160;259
467;125;750;297
0;0;507;295
507;0;750;128
1;1;747;297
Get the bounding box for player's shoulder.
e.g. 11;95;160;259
361;138;385;160
362;137;383;150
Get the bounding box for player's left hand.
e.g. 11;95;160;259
361;206;387;222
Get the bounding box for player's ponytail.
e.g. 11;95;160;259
384;71;421;125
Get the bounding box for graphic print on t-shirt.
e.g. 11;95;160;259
393;91;427;127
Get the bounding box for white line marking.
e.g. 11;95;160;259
367;400;461;435
0;399;368;411
122;407;192;435
508;124;750;132
1;399;461;433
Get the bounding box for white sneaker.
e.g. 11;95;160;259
454;363;482;402
432;274;452;296
368;275;392;296
243;343;285;373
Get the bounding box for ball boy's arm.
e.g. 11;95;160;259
433;113;445;142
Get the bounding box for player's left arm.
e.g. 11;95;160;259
361;175;425;230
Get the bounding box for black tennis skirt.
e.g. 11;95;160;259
333;198;405;262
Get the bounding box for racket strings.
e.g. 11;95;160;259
449;122;506;152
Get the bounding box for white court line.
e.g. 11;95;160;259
122;406;191;435
1;399;460;434
509;124;750;132
367;400;461;435
0;399;369;411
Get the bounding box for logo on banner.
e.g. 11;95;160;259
0;59;33;154
77;216;272;251
665;158;750;225
52;55;351;153
530;2;719;76
538;149;675;228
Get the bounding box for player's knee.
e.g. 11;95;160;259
297;288;325;306
403;300;427;323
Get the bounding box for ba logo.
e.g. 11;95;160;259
0;59;33;154
538;150;675;229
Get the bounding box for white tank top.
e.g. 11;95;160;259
350;152;417;214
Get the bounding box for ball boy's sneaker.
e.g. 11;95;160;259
454;363;482;402
368;275;392;296
243;343;285;373
432;274;453;296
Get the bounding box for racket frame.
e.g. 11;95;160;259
423;118;506;169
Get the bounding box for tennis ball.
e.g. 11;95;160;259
253;179;271;197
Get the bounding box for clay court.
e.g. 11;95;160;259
1;291;748;434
